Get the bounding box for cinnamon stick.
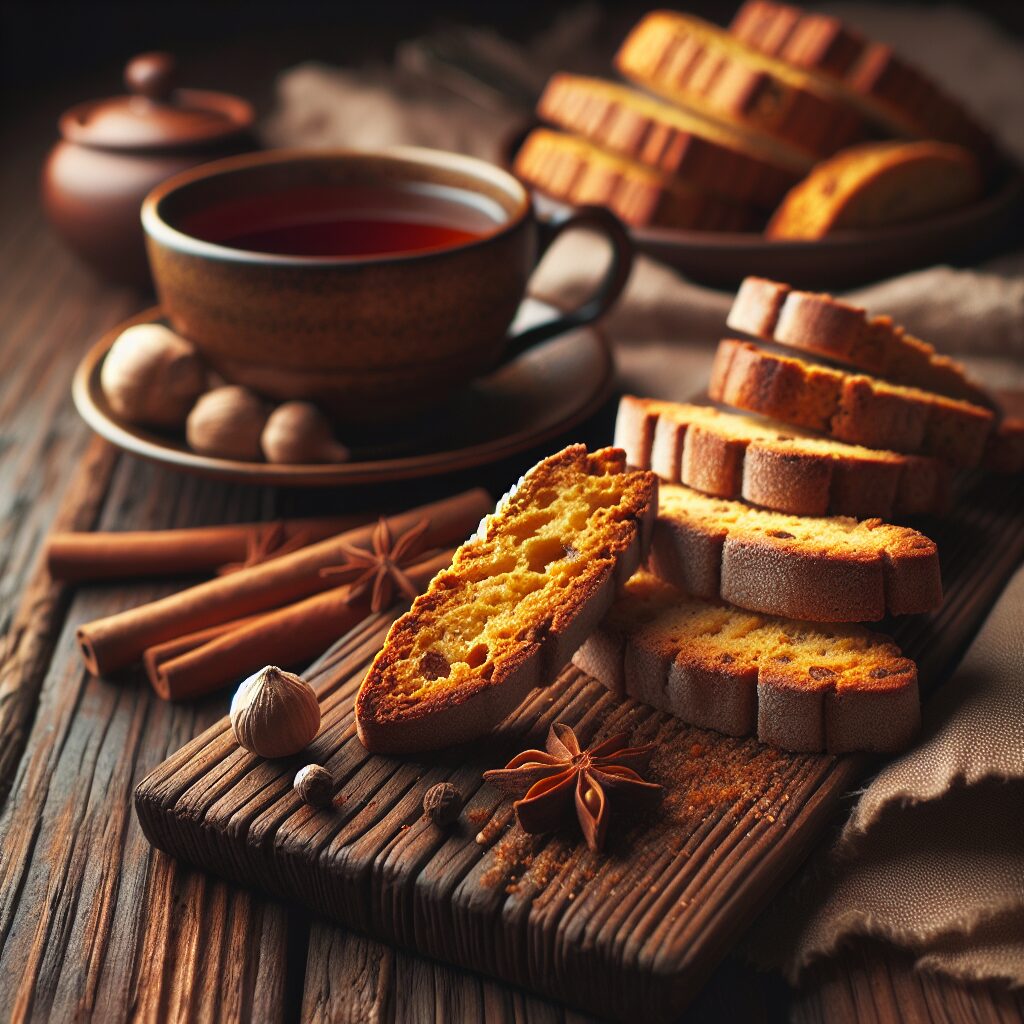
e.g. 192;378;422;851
147;549;454;701
77;489;490;676
47;515;372;582
143;614;264;683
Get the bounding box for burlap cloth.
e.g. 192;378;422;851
266;3;1024;987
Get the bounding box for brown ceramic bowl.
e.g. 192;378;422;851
142;148;632;423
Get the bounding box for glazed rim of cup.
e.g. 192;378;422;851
141;146;532;267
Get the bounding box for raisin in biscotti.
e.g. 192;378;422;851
765;142;981;239
513;128;755;231
710;340;994;467
616;396;949;518
730;0;995;158
615;11;868;162
355;445;658;753
651;482;942;622
728;276;992;407
536;73;803;207
572;571;919;753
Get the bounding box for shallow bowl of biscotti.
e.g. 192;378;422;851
503;6;1024;290
518;164;1024;291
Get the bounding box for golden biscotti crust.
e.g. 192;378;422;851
650;483;942;622
355;444;658;754
615;11;868;161
572;572;920;753
710;339;994;467
764;141;981;239
535;72;803;206
615;395;949;518
727;276;994;408
729;0;996;158
513;127;755;231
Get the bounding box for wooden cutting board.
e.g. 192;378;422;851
136;471;1024;1022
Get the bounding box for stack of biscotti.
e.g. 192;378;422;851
514;8;995;236
715;276;997;466
571;275;1019;755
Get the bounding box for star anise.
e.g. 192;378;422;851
482;722;662;852
319;517;431;613
217;521;312;576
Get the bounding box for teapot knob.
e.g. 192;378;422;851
125;52;178;103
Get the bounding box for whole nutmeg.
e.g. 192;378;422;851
100;323;206;428
294;764;335;807
261;401;351;464
423;782;463;827
186;385;268;460
230;665;320;758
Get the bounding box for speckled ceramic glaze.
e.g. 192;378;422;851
142;148;632;422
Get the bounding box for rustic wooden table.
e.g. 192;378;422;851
2;55;1023;1024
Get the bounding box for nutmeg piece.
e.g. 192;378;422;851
423;782;463;826
100;323;206;428
294;764;335;807
186;385;268;460
261;401;351;464
230;665;320;758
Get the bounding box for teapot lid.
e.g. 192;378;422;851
59;53;254;151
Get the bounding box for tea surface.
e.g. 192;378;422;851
219;216;481;256
182;183;504;258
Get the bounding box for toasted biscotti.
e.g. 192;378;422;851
728;276;993;408
650;482;942;622
730;0;995;158
513;128;755;231
355;445;658;753
984;417;1024;474
710;340;994;467
765;141;981;239
536;73;804;207
615;11;868;162
572;571;920;753
615;396;949;518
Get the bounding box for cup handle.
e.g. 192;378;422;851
500;205;634;364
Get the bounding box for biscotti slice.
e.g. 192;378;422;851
572;571;919;753
651;482;941;622
984;418;1024;474
615;11;868;161
765;141;981;239
615;395;949;518
536;73;803;207
355;445;658;753
514;128;755;231
728;276;993;408
710;339;994;467
729;0;995;157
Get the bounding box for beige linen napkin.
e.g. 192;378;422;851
267;4;1024;987
753;564;1024;986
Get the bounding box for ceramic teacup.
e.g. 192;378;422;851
142;147;633;423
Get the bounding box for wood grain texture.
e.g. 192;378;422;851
137;473;1024;1022
793;940;1024;1024
0;453;295;1024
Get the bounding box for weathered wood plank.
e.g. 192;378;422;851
0;196;139;805
792;940;1024;1024
137;472;1024;1022
0;451;295;1024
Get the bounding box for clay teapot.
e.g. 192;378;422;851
42;53;256;288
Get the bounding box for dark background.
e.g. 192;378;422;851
4;0;1024;98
